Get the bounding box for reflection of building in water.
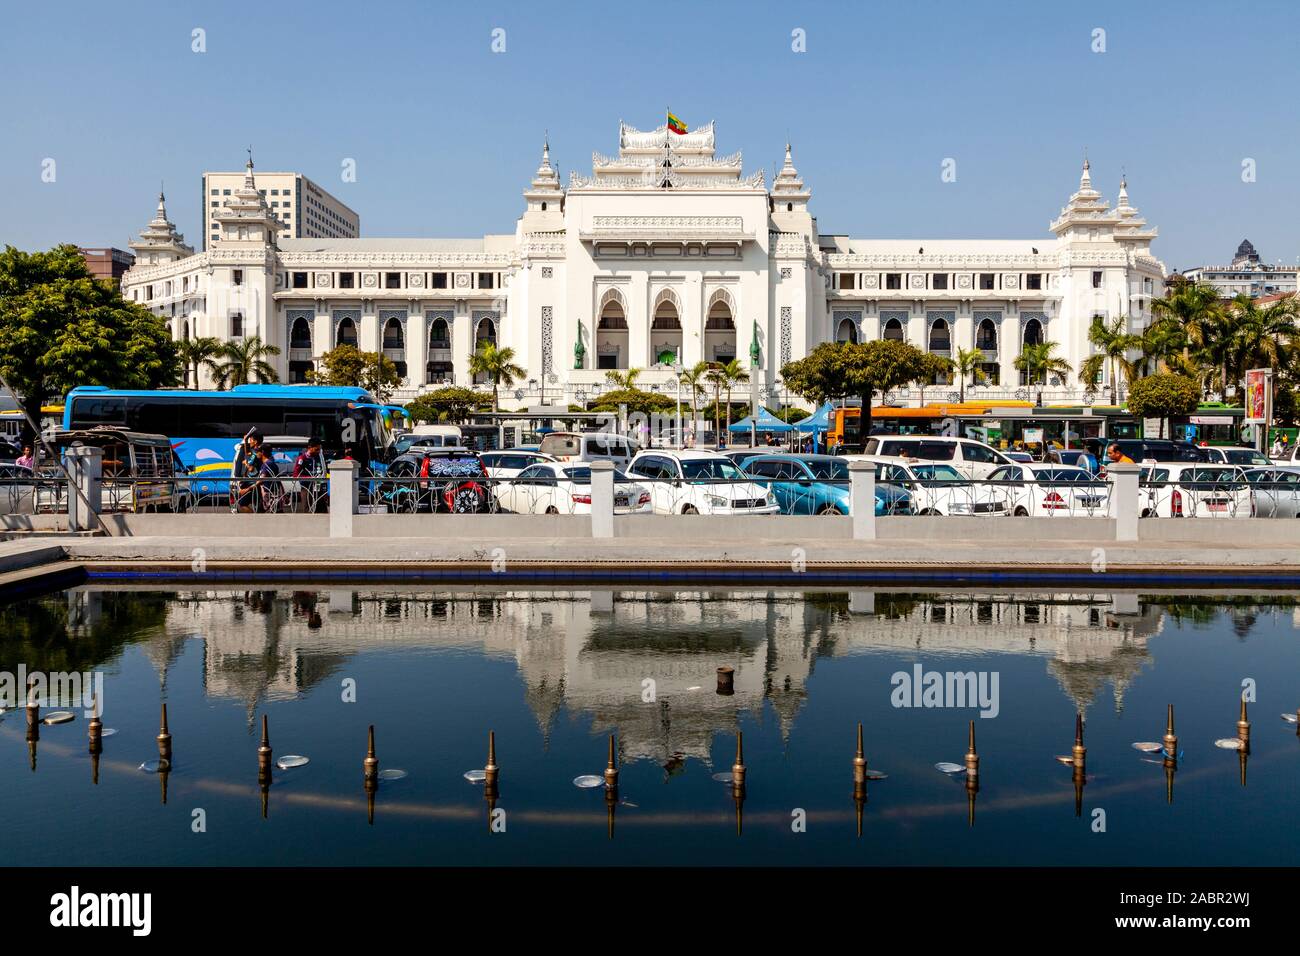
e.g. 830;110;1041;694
131;588;1162;763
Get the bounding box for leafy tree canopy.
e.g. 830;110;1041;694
308;344;399;401
588;387;676;416
1125;373;1200;420
405;386;490;424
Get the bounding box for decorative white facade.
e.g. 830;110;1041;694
121;122;1167;406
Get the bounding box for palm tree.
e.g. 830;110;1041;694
176;336;223;388
704;363;727;445
1139;317;1186;376
209;336;281;389
952;347;986;402
468;342;525;412
678;361;708;439
721;359;750;431
1226;294;1298;386
1078;315;1141;405
1014;341;1072;405
916;353;955;406
1152;280;1224;391
604;367;642;390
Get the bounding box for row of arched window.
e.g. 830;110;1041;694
287;315;497;353
833;316;1044;351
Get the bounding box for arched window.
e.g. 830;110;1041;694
382;317;404;350
705;300;735;331
429;317;450;349
883;318;904;341
651;300;681;330
290;317;312;350
597;299;628;330
336;317;357;347
475;316;497;347
1023;318;1044;347
928;318;951;352
835;317;858;344
976;318;997;352
182;320;190;341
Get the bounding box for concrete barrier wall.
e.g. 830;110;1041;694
103;513;330;537
1139;517;1300;544
353;513;591;538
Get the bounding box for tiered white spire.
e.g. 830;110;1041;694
211;152;283;245
771;142;811;203
129;187;193;262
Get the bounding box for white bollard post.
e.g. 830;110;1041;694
589;460;615;539
328;459;358;538
66;446;102;532
849;460;876;540
1107;462;1141;542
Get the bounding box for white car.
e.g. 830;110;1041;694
857;455;1008;515
628;450;780;515
0;462;35;515
479;449;557;480
987;463;1110;517
859;435;1012;479
494;461;651;515
1138;463;1252;518
1201;446;1270;467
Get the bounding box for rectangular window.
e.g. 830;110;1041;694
1092;271;1103;288
232;269;243;286
385;272;401;289
432;273;448;290
838;273;856;290
231;313;244;337
885;273;902;290
932;274;948;290
478;272;494;289
979;273;995;290
292;272;308;289
338;272;355;289
210;188;218;195
1025;274;1042;290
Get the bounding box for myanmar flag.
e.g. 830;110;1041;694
667;111;687;135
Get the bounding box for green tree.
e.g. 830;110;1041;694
589;387;676;417
208;335;281;390
176;336;223;389
780;340;930;427
952;346;987;402
0;244;180;435
405;386;489;424
1225;294;1298;387
721;358;750;429
678;361;708;432
916;352;954;405
467;342;525;411
1139;317;1187;376
704;363;727;441
308;343;401;400
1126;372;1200;439
1078;315;1141;405
1014;341;1072;403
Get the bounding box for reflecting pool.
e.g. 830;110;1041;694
2;587;1298;866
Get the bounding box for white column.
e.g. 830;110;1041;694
452;308;472;386
329;459;358;538
313;308;331;362
406;310;427;389
360;306;379;354
849;460;875;540
589;460;614;538
1108;462;1140;542
999;311;1020;388
66;446;102;533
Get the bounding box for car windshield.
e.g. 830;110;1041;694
805;459;849;481
1036;467;1094;483
1181;467;1243;485
562;467;631;482
1223;449;1267;465
422;455;483;477
911;464;965;482
681;459;745;481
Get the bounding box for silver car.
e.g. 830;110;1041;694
1244;466;1300;518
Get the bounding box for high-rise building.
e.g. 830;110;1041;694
78;247;135;285
1181;240;1298;298
201;169;359;250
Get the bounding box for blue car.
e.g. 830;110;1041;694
738;454;912;515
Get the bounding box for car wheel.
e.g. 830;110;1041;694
545;506;558;515
681;504;698;514
1013;507;1028;517
817;504;843;516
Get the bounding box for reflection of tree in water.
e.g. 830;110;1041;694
0;591;172;673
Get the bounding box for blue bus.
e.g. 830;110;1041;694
63;385;402;492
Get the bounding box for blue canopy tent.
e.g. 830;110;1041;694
794;402;837;453
727;407;797;447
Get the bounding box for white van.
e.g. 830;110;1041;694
860;435;1012;480
538;431;639;468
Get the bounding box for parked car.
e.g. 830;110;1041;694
0;462;35;515
1138;463;1252;518
479;449;558;480
539;431;640;468
861;457;1009;515
1200;446;1270;467
737;454;912;515
1242;466;1300;518
859;435;1012;479
494;462;652;515
1004;451;1036;463
384;449;495;513
987;463;1110;517
627;450;779;515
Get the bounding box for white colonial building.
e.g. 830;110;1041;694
121;120;1167;406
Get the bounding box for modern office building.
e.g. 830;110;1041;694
1181;239;1298;299
201;169;359;251
78;246;135;285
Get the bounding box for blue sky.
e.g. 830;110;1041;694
1;0;1297;272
